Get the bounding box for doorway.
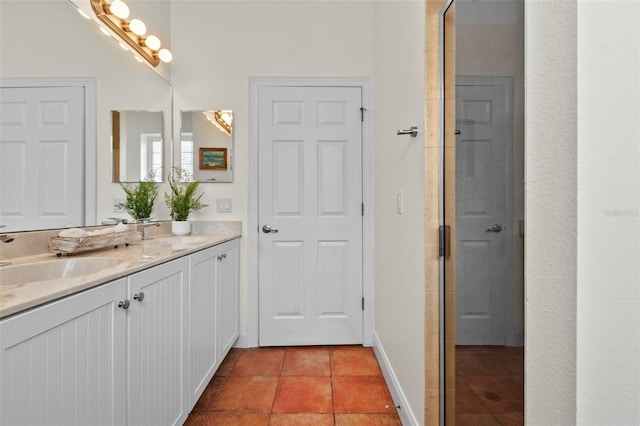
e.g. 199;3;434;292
439;0;525;424
247;77;375;349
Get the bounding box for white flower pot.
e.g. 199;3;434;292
171;220;191;236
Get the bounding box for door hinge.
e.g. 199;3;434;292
360;107;366;122
361;203;364;216
439;225;451;258
362;297;365;311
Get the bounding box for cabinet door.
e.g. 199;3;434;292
187;246;220;409
127;257;189;426
0;279;127;426
218;238;240;359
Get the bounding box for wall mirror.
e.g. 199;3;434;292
112;110;164;183
439;0;525;424
178;110;234;183
0;0;172;232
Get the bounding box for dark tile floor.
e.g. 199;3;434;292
455;345;524;426
184;346;402;426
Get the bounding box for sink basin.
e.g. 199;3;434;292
151;236;206;245
0;257;121;286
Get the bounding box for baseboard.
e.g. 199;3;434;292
372;332;421;426
233;330;251;348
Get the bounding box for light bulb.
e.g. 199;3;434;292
128;19;146;36
109;0;129;19
158;49;172;63
144;35;161;51
77;8;90;19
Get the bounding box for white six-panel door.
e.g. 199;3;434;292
0;86;84;231
455;77;512;345
258;86;363;346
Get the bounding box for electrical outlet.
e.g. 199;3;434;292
113;198;126;213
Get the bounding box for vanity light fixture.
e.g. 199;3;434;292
202;110;233;136
90;0;171;68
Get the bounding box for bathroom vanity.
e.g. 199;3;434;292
0;224;240;425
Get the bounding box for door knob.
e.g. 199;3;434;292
133;292;145;302
262;225;279;234
118;299;130;310
486;224;503;233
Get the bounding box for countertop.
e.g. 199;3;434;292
0;224;241;319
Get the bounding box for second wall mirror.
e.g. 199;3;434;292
178;110;234;183
112;110;164;183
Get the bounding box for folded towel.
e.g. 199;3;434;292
59;228;88;238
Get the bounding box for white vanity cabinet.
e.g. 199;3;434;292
187;238;240;409
0;278;128;426
0;237;240;426
126;256;189;426
217;238;240;361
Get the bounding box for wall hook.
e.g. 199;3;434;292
397;126;418;137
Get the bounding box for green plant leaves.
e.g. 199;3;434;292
165;168;208;221
117;177;159;220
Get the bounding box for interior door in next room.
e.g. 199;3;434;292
258;85;363;346
455;77;513;346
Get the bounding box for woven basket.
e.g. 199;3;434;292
48;230;142;256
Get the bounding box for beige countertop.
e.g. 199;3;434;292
0;222;241;319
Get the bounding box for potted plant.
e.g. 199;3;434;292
165;168;208;235
116;176;159;222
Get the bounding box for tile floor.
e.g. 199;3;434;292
184;346;402;426
455;345;524;426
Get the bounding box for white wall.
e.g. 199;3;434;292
526;0;640;424
576;0;640;423
170;1;425;421
525;0;578;423
372;2;425;423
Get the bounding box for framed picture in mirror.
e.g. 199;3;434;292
199;147;227;170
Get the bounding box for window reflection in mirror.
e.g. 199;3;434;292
179;110;233;183
112;110;164;183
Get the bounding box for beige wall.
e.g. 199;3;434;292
576;0;640;423
372;2;426;422
525;0;578;423
526;0;640;423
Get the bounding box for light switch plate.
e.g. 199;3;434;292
217;198;232;213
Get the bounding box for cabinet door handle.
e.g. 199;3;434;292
222;253;227;259
133;292;145;302
118;299;130;310
217;255;223;261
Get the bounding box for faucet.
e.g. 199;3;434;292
136;221;161;240
0;225;15;243
0;226;12;266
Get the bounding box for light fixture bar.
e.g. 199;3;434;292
90;0;162;67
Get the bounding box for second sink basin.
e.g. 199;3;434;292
0;257;122;287
151;236;206;245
